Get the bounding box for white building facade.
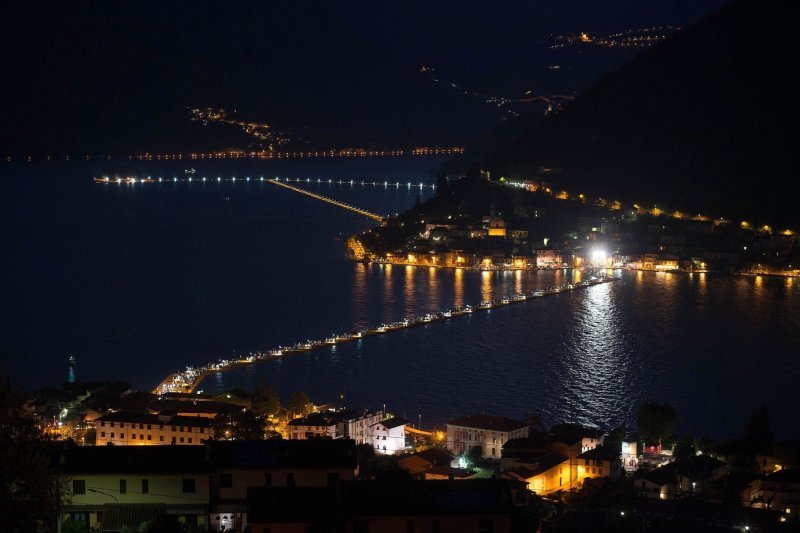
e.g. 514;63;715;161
369;417;407;455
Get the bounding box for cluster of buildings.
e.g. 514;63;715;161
58;439;517;533
362;178;799;275
287;408;409;455
54;405;800;532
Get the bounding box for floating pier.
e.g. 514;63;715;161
152;273;617;395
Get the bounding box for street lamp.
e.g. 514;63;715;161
88;488;119;503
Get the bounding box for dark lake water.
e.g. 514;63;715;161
2;157;799;440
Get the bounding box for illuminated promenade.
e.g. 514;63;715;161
268;178;386;222
152;273;616;395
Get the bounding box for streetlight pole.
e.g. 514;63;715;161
88;488;119;503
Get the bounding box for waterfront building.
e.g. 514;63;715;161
369;416;408;455
208;439;358;532
486;217;507;238
446;415;529;458
60;444;210;532
287;408;385;444
575;446;622;482
549;424;605;454
535;248;562;268
499;437;550;472
287;413;337;440
95;411;212;446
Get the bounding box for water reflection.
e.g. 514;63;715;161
352;262;368;328
427;267;439;311
481;271;492;302
562;282;631;428
404;266;415;316
382;264;394;322
454;268;464;308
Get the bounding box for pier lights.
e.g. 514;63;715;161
232;177;236;182
173;177;177;182
217;177;222;182
158;177;162;182
246;177;250;181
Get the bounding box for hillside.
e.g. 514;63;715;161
447;0;800;228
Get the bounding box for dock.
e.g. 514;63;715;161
268;178;385;222
152;273;617;395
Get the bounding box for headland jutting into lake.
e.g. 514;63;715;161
346;169;799;277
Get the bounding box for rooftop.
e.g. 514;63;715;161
447;415;529;433
247;479;515;522
60;443;208;474
578;445;620;462
371;416;407;429
208;439;358;470
96;411;212;428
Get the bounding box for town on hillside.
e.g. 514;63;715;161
348;171;799;277
8;380;799;532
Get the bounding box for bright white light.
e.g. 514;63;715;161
591;249;607;266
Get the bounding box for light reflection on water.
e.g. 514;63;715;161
207;268;800;439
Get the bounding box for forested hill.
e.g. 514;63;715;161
445;0;800;228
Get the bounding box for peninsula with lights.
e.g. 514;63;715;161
347;168;797;275
349;0;798;276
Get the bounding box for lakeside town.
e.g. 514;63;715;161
347;169;799;278
8;377;798;532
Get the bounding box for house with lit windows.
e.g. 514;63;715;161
446;415;530;458
369;416;408;455
59;444;210;532
287;408;385;444
94;411;212;446
287;413;338;440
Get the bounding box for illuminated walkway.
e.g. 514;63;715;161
152;273;616;395
268;178;385;222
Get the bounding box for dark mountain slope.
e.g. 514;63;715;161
468;0;799;228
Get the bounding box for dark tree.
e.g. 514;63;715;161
288;391;313;416
213;410;266;440
0;375;65;533
466;445;483;465
672;435;696;461
636;402;676;444
740;406;774;453
252;383;281;418
607;425;626;443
